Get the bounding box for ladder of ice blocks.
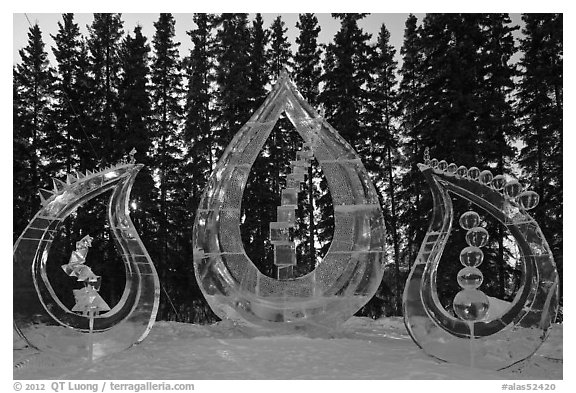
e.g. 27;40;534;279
269;142;314;280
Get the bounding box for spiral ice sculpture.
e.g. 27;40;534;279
403;149;559;369
13;160;160;360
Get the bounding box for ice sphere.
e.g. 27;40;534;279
270;222;292;243
430;158;438;168
479;170;493;185
459;211;480;230
281;188;299;206
274;243;296;266
453;289;489;321
467;166;480;180
457;266;484;289
459;246;484;267
466;227;489;247
456;165;468;177
447;163;458;174
438;160;448;171
491;174;506;190
518;190;540;210
504;179;522;199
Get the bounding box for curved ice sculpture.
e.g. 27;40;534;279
403;151;559;369
193;70;386;329
13;161;160;360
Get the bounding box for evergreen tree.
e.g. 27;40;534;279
182;13;218;321
365;23;401;314
184;13;216;213
318;13;374;259
214;13;252;153
241;13;275;277
50;13;94;256
117;24;158;255
397;14;426;271
84;13;127;305
294;13;322;106
50;13;83;176
517;13;563;317
320;13;374;148
268;16;293;77
13;24;55;238
476;14;519;298
294;13;323;275
149;13;185;320
86;13;125;163
248;13;269;111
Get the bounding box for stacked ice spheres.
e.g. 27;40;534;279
269;142;314;280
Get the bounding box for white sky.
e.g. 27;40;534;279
13;13;426;66
13;13;523;67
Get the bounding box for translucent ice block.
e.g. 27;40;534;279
270;221;292;243
274;243;296;266
281;188;299;206
277;206;296;226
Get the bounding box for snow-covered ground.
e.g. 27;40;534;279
13;317;562;381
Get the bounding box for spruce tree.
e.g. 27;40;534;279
51;13;94;256
397;14;425;270
517;13;563;318
241;13;275;276
117;24;158;255
317;13;374;263
320;13;373;148
248;13;269;111
268;16;293;77
13;24;55;238
150;13;185;320
214;14;273;275
86;13;124;163
182;13;219;320
476;14;519;299
214;13;252;152
184;13;216;212
50;13;82;176
294;13;323;274
366;23;401;314
294;13;322;106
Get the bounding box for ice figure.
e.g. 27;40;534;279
403;148;559;370
193;69;386;329
13;160;160;361
61;235;111;315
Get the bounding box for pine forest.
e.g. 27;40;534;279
13;13;563;323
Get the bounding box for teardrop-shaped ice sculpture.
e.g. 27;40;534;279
13;162;160;361
403;158;559;370
192;70;386;329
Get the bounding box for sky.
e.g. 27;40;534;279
13;13;424;66
13;13;523;68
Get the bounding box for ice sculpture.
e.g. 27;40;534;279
403;149;559;370
13;159;160;360
193;70;386;329
61;235;111;316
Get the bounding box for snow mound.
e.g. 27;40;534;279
13;317;562;380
